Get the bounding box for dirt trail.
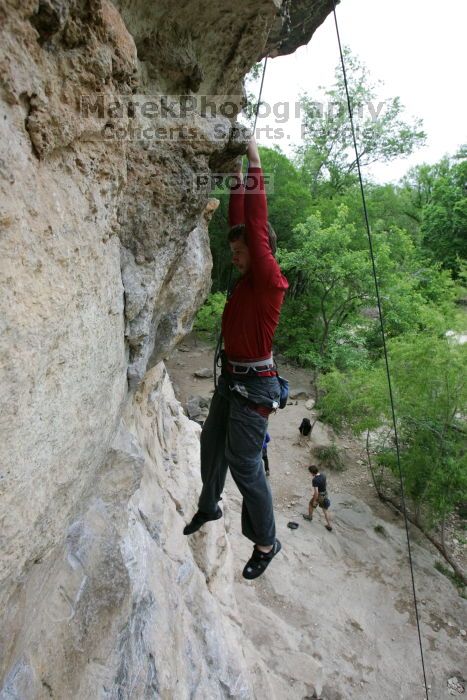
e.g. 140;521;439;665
166;335;467;700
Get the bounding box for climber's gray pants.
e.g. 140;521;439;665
197;373;280;546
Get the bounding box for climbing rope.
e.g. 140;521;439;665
252;56;268;134
330;2;429;697
213;57;269;388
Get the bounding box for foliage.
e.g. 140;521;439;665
363;253;457;359
296;47;426;192
328;325;372;372
313;444;345;472
401;150;467;276
274;297;325;366
207;194;231;293
258;147;314;249
307;181;421;242
193;292;226;340
318;334;467;526
434;562;466;596
277;206;377;364
275;202;457;368
420;152;467;276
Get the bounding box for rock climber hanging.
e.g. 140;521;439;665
183;135;289;579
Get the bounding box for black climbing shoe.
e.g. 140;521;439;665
242;539;282;580
183;507;222;535
325;525;333;532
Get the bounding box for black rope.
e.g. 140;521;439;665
213;57;269;389
330;3;429;696
213;264;232;388
253;56;268;135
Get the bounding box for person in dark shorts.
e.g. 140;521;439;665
262;432;271;476
183;136;288;580
303;465;333;531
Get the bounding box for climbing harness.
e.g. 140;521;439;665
330;3;429;697
227;355;275;373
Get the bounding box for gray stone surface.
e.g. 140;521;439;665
186;394;211;423
290;386;310;399
194;367;214;378
0;0;334;696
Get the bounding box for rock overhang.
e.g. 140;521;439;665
113;0;335;94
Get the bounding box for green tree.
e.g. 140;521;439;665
193;292;226;340
275;204;457;368
318;334;467;529
258;146;314;248
276;204;450;358
304;180;421;243
207;193;231;293
420;151;467;276
277;206;380;366
297;47;426;193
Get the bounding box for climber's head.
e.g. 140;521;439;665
228;222;277;275
309;465;319;475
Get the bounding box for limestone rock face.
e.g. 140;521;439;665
122;198;217;385
0;0;332;696
1;366;253;698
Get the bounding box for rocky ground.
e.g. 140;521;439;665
166;334;466;700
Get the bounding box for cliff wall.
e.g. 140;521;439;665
0;1;331;696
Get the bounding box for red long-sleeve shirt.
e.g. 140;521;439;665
222;166;288;361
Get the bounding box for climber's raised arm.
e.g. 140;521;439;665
228;157;245;228
246;136;261;168
243;138;281;286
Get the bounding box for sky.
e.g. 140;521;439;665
251;0;467;183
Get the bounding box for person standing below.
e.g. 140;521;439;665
262;432;271;477
183;136;288;579
303;465;333;531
